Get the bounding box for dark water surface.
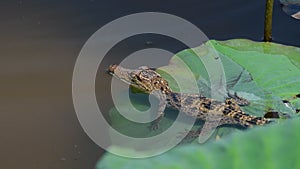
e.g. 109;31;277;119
1;0;299;169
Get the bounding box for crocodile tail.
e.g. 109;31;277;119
224;109;271;127
239;114;271;127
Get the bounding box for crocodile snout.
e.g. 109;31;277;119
108;64;118;73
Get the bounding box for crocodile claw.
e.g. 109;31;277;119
150;122;160;131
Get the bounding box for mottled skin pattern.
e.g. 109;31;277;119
108;64;270;136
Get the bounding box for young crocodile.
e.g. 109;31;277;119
108;64;270;137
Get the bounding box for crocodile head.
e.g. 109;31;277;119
108;64;171;94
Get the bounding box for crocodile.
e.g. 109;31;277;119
108;64;271;137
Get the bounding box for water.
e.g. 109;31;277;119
1;0;299;169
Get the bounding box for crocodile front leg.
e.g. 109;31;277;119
149;90;167;130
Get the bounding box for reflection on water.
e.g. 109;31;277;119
1;0;300;169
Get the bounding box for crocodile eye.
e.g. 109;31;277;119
139;66;149;70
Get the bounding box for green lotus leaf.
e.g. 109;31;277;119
100;39;300;169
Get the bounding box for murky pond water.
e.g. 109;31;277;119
1;0;299;169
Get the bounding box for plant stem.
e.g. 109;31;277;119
264;0;274;42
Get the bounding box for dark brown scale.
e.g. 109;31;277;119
170;93;180;103
175;103;182;108
184;97;197;105
226;100;233;104
222;108;231;115
232;112;243;118
203;102;212;109
251;117;268;125
190;107;198;112
255;117;263;120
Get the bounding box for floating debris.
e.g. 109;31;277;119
280;0;300;19
145;41;154;46
60;157;66;161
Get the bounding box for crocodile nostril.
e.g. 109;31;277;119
108;64;118;73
